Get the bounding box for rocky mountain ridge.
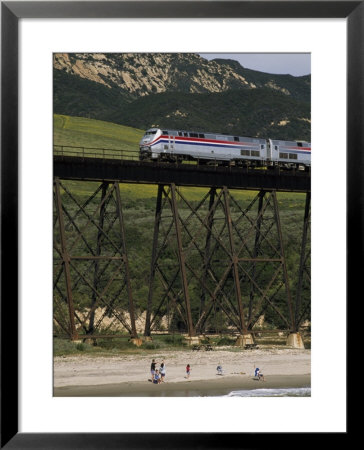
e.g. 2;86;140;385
54;53;310;101
53;53;311;141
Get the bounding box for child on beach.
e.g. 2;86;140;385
153;369;161;384
185;364;191;379
150;359;157;380
254;367;265;381
159;360;166;382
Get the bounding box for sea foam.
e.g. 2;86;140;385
221;387;311;397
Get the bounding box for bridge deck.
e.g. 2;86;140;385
54;155;310;193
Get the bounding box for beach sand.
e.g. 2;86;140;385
53;347;310;397
54;374;310;397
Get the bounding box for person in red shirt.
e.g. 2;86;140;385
186;364;191;379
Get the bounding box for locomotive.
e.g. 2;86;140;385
139;128;311;170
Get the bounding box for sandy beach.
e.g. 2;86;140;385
54;347;310;397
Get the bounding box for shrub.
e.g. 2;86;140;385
142;341;160;350
216;336;235;346
163;334;184;345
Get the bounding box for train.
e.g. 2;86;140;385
139;128;311;170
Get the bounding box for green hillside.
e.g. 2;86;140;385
54;114;144;151
114;89;310;141
54;70;310;142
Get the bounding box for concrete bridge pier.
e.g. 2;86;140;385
235;333;255;347
286;332;305;349
184;335;201;346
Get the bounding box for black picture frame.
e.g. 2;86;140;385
1;1;357;448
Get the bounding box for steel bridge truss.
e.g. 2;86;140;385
53;180;310;340
53;178;137;340
294;192;311;331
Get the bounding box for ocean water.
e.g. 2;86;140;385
220;387;311;397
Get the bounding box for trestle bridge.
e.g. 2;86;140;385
53;146;311;347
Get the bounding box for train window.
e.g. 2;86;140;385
234;137;240;142
199;134;205;138
241;150;251;156
178;132;183;136
289;154;298;160
251;151;260;157
162;130;168;134
297;142;303;147
279;152;288;159
184;132;188;137
189;133;198;138
145;131;157;135
274;146;278;151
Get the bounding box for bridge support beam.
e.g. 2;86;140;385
223;186;247;335
286;332;305;349
199;187;216;333
170;184;195;337
294;192;311;333
54;178;78;340
53;179;138;339
54;179;309;343
248;191;264;326
272;190;295;332
144;185;163;337
114;182;138;339
144;185;297;339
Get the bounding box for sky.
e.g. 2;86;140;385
199;53;311;77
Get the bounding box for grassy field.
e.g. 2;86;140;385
54;114;144;151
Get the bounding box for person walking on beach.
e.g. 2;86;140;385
185;364;191;379
159;360;166;382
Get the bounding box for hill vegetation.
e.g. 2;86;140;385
113;88;310;140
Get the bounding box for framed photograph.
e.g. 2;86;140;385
2;1;358;447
